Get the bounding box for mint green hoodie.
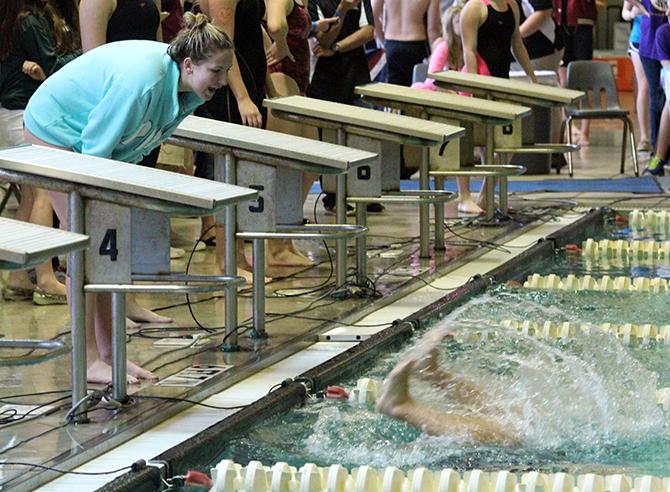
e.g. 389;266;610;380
24;40;203;163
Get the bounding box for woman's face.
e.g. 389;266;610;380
183;49;233;100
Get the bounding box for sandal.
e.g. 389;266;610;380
33;287;67;305
202;236;216;247
638;139;651;152
2;285;34;301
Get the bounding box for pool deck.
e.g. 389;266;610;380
1;96;667;491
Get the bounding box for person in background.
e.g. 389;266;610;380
514;0;564;72
23;14;234;384
162;0;185;42
411;2;489;215
0;0;80;305
622;0;651;153
371;0;441;87
79;0;173;326
376;330;520;445
191;0;265;282
307;0;384;216
637;0;666;157
460;0;536;211
644;7;670;176
554;0;598;145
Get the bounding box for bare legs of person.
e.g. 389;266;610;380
24;129;157;385
646;102;670;175
457;177;483;214
376;345;518;445
6;185;66;299
213;225;271;284
476;176;499;214
631;51;650;150
86;291;158;385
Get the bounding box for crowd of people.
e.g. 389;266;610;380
0;0;662;385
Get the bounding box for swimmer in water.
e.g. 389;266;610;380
376;330;520;446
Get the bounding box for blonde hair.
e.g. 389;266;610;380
168;12;233;64
443;1;465;71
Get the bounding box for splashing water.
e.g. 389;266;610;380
219;288;670;475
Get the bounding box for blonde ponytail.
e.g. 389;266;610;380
168;12;233;64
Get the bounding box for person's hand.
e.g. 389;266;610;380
22;61;46;81
312;43;336;58
237;97;263;128
314;16;340;32
266;42;295;66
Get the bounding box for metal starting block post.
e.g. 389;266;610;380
263;96;464;264
0;145;257;416
0;217;89;353
170;116;375;336
430;165;526;224
428;71;585;176
355;82;532;223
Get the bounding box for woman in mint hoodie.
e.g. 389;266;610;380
23;12;234;385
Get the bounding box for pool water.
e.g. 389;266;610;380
209;219;670;477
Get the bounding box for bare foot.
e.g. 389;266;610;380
476;196;498;212
376;359;414;417
267;241;315;267
126;317;141;332
126;298;172;324
457;198;483;215
127;360;158;381
36;280;66;297
87;359;139;385
230;254;271;284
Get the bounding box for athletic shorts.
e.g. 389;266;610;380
561;25;594;66
384;39;430;87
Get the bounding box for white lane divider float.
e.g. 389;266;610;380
208;461;670;492
628;209;670;233
522;273;669;293
490;319;670;346
580;238;670;260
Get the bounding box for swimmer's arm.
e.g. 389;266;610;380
328;25;373;53
391;401;519;446
154;0;163;41
310;1;345;49
427;0;442;52
519;9;551;38
205;0;262;127
371;0;384;44
79;0;115;52
266;0;295;63
417;368;488;406
509;1;537;83
460;0;482;74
